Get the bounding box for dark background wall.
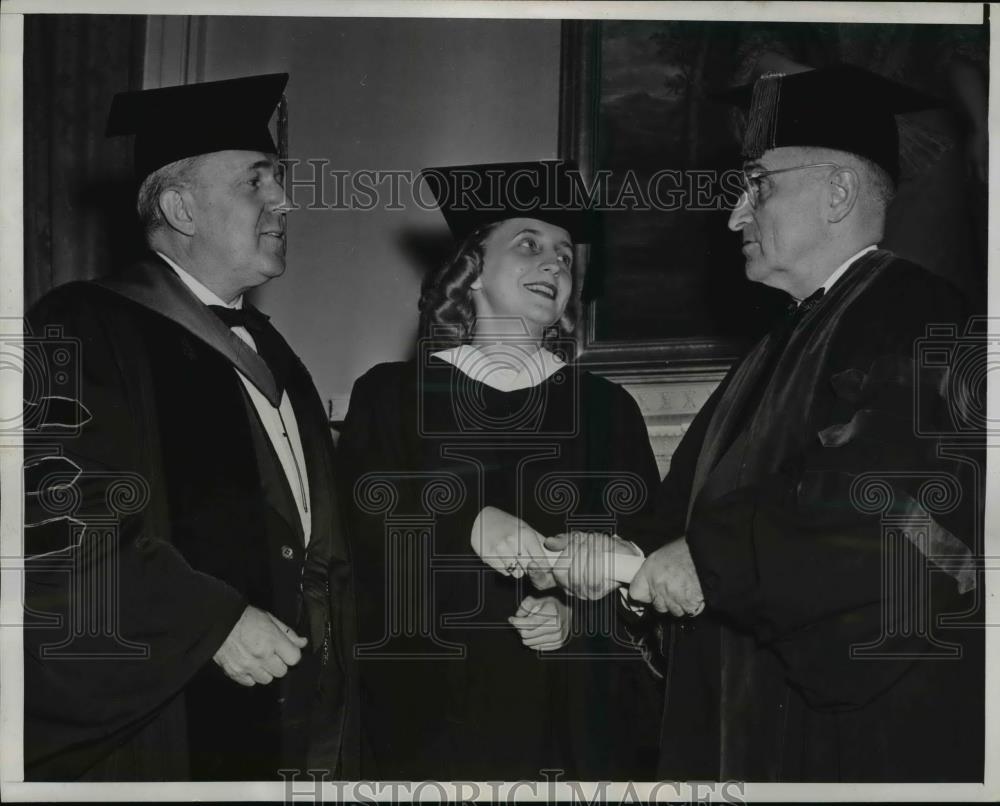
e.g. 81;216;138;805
23;15;146;307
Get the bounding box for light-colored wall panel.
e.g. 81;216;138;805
196;16;562;410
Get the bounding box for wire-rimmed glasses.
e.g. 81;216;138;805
739;162;841;209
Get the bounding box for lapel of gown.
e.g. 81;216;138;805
99;254;308;543
96;254;282;407
686;249;895;527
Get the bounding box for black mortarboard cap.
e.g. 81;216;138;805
421;160;595;243
106;73;288;184
716;64;938;182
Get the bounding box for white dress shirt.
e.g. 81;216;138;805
794;243;878;304
156;252;312;545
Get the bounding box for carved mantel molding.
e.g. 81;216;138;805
615;371;724;477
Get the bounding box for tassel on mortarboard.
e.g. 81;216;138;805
742;72;784;160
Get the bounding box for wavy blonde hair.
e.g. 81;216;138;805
418;220;576;349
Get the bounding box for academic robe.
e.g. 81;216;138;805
338;356;664;781
639;249;984;782
22;254;360;781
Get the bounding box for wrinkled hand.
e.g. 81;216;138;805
470;506;556;589
508;595;571;651
543;531;642;600
213;605;307;686
628;538;705;618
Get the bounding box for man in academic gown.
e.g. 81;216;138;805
22;73;359;781
546;65;984;782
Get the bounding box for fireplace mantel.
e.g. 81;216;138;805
614;371;724;477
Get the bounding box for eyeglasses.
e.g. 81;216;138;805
738;162;841;209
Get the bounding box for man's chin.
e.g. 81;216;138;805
744;259;769;284
263;258;287;278
248;260;286;288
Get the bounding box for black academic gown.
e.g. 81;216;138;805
640;250;984;782
22;254;360;781
338;355;664;781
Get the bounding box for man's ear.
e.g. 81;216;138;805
158;188;197;236
827;167;860;224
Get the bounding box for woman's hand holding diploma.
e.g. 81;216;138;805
470;505;557;589
471;506;645;597
543;531;644;600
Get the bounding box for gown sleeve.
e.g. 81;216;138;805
337;363;427;652
589;376;663;544
581;377;672;670
22;284;247;779
629;375;732;554
685;279;979;709
337;363;480;777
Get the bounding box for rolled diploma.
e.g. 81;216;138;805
473;505;643;584
540;545;643;585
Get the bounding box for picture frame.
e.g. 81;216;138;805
559;20;785;378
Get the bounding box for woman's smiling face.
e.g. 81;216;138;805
472;217;574;338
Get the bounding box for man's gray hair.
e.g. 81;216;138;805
802;146;895;209
136;155;204;238
854;155;895;208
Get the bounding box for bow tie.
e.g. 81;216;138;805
208;304;287;397
208;304;271;333
722;286;826;451
786;286;826;318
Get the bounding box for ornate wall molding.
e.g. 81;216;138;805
619;375;721;476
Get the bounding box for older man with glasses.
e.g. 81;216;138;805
545;64;983;782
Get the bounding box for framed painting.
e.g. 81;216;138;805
560;20;786;377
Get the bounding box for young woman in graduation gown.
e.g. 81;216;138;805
338;162;663;781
